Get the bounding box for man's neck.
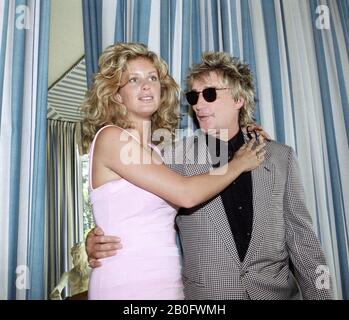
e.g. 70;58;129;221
206;124;240;142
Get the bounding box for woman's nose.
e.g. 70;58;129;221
140;79;151;90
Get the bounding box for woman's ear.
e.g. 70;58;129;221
115;92;123;103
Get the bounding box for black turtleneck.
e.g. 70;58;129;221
206;129;253;262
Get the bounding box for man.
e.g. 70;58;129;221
86;51;332;299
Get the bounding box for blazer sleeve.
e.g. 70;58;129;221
284;147;333;300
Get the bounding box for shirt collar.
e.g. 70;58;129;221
205;128;244;167
227;128;244;153
206;129;244;151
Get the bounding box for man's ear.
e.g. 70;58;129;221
233;97;244;110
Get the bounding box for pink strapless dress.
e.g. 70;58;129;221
88;126;184;300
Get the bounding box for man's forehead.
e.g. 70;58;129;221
192;71;224;87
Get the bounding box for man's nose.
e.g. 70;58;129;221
193;104;208;115
194;94;208;109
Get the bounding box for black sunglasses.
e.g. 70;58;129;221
185;87;231;105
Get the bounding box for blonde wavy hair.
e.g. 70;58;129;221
82;42;179;152
186;52;256;126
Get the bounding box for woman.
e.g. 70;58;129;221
82;43;265;299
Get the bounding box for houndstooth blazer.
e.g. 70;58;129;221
163;130;333;300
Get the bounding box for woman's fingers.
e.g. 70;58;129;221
246;123;271;141
246;137;256;150
255;143;266;154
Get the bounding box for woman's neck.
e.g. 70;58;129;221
131;120;152;146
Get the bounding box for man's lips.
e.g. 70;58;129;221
197;114;213;120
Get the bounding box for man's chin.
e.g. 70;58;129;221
198;120;212;132
199;124;215;134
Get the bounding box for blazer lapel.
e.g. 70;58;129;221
243;145;275;267
185;131;241;263
205;195;242;264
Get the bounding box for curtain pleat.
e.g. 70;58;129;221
45;119;84;299
0;0;50;300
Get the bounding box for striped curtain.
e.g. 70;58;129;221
0;0;50;300
45;120;84;299
82;0;349;299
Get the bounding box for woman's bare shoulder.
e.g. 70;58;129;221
94;125;135;149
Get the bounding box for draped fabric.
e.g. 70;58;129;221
0;0;50;299
82;0;349;299
45;119;84;299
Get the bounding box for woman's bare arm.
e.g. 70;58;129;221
93;126;265;208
